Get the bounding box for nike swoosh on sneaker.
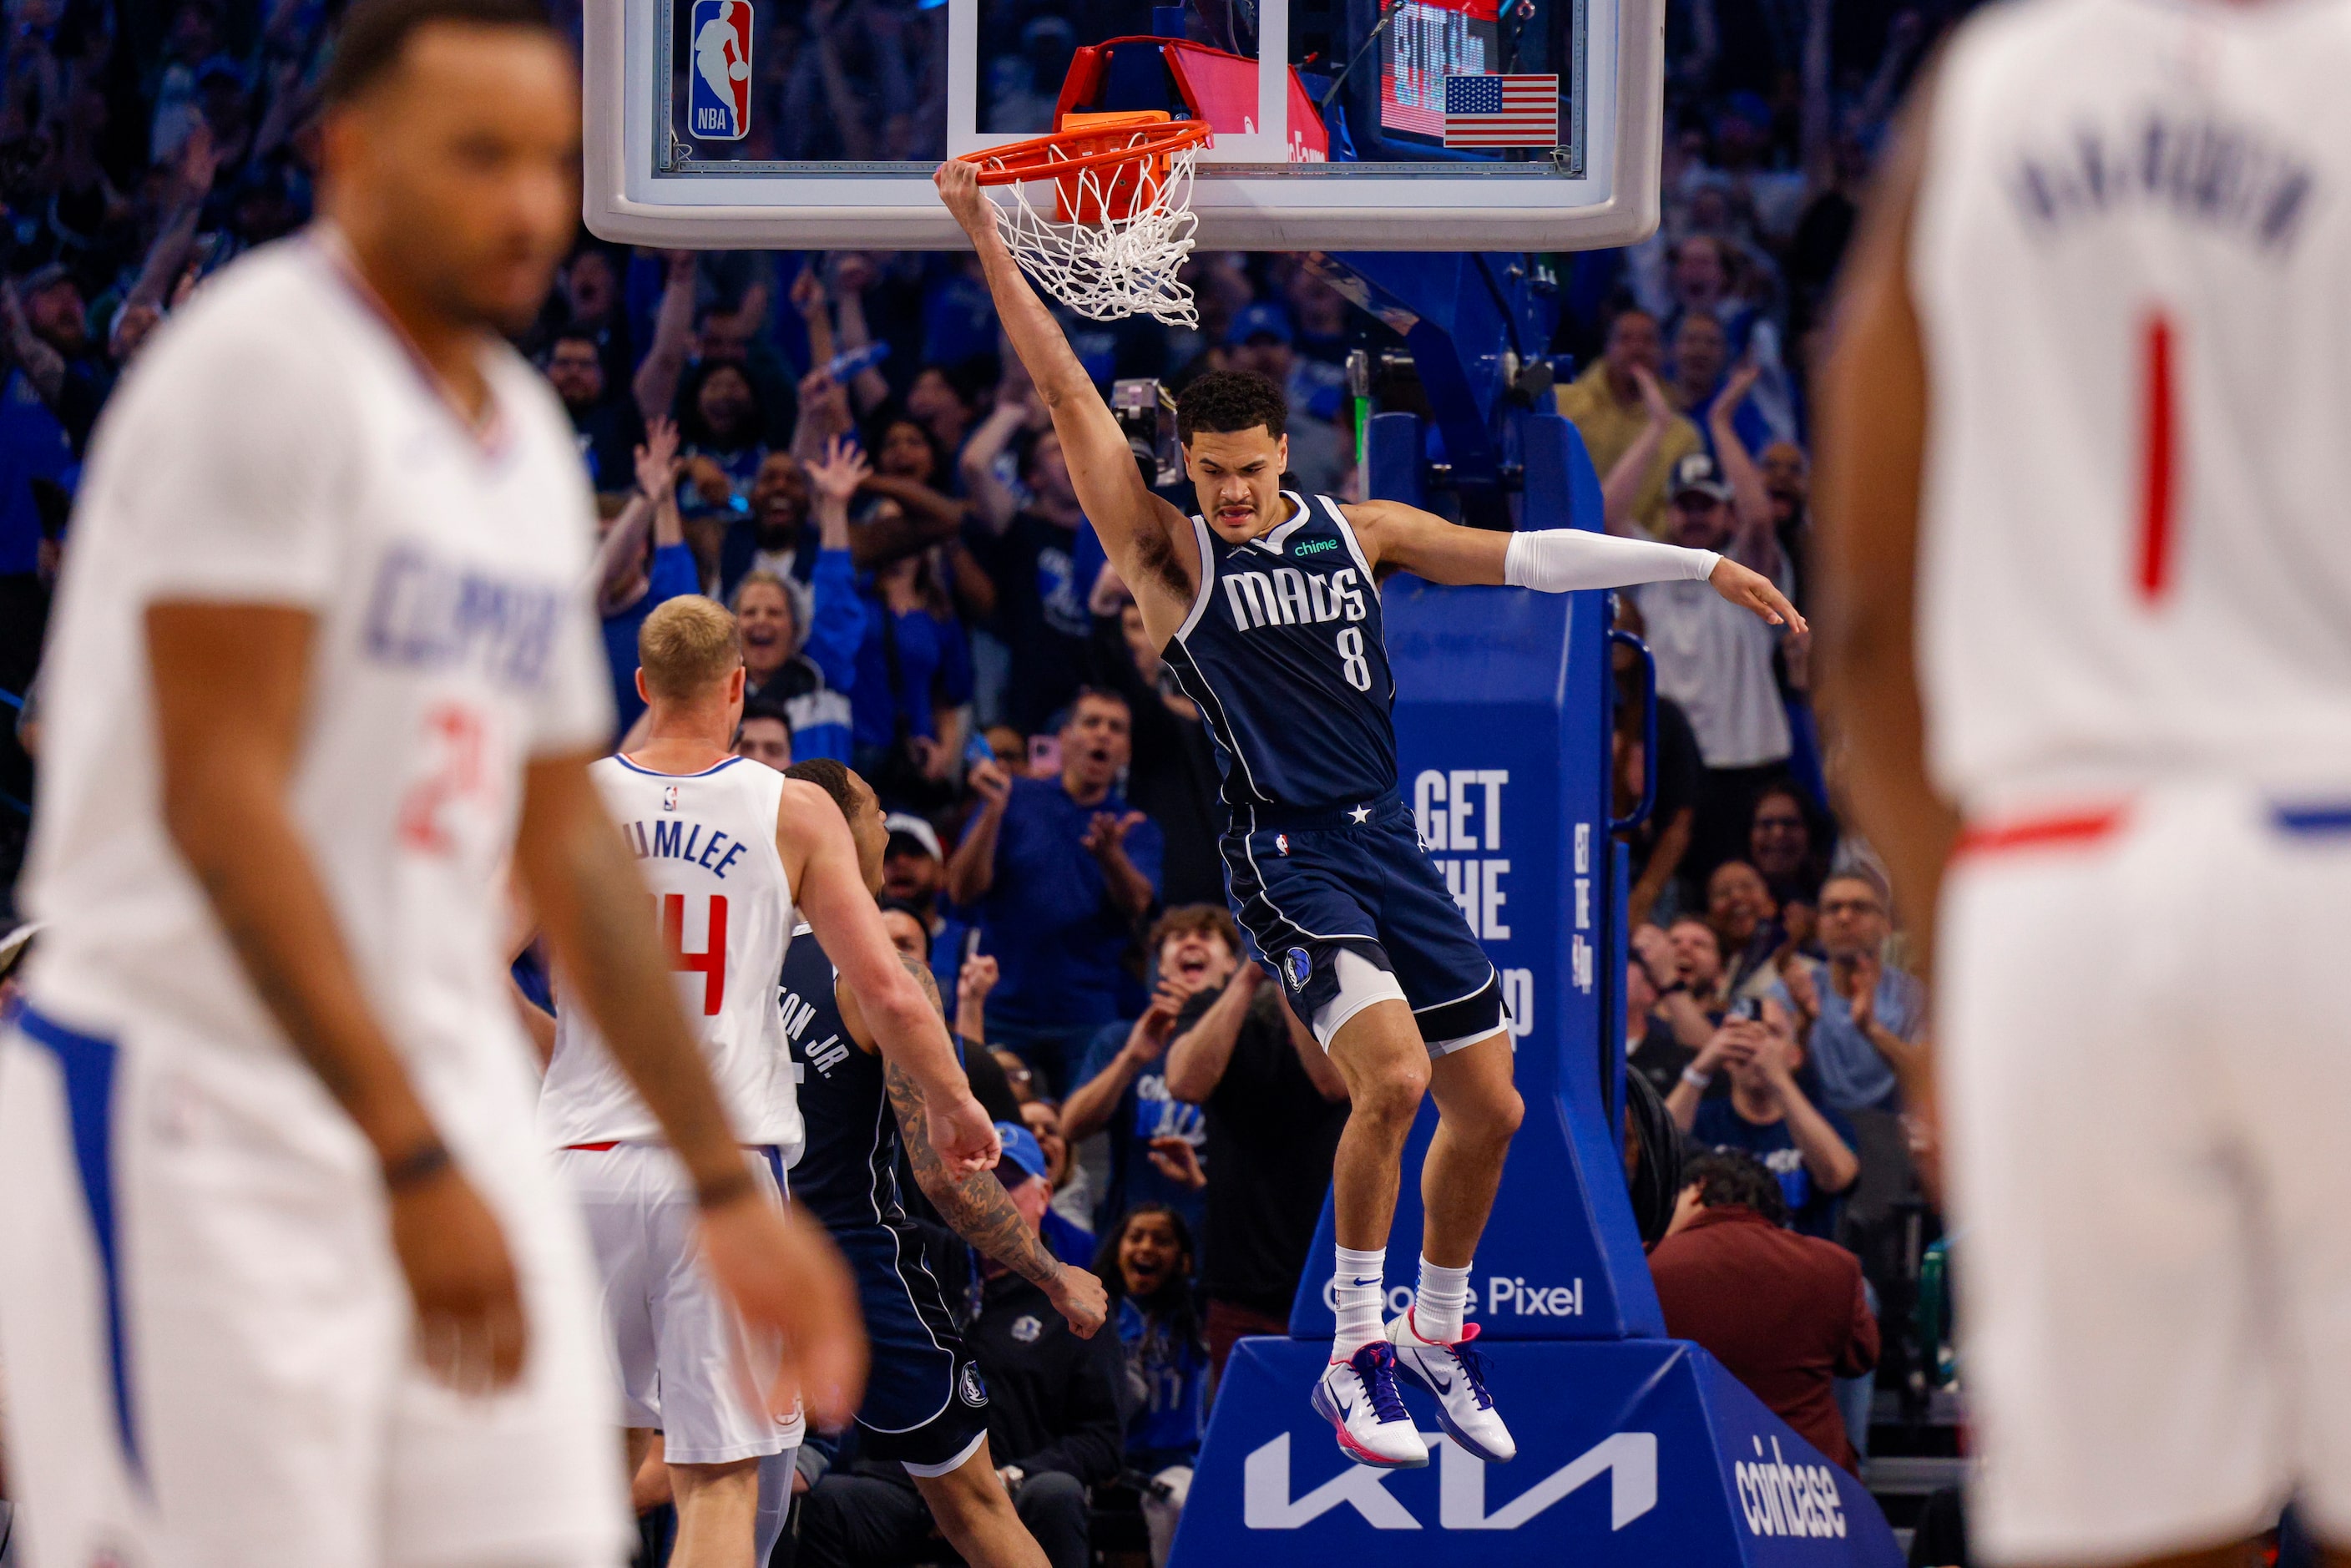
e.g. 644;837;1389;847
1426;1365;1454;1394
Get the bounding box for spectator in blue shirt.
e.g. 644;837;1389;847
947;688;1163;1090
1666;1001;1860;1241
594;421;698;740
1097;1205;1207;1567
734;438;869;763
1061;907;1238;1239
852;544;974;811
1770;869;1924;1114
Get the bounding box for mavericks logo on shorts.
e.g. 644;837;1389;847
958;1362;990;1408
1284;947;1311;989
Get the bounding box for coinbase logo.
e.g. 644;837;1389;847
1734;1436;1848;1539
689;0;754;141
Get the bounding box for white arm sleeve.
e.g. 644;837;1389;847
1502;529;1721;594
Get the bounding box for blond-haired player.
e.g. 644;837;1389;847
0;2;864;1564
543;597;1000;1568
1820;3;2351;1564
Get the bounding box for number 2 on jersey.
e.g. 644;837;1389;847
1336;626;1373;691
660;893;728;1015
396;703;487;854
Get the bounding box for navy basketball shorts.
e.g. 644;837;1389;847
1221;793;1504;1055
835;1224;992;1475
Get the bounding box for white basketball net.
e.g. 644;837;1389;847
982;135;1202;327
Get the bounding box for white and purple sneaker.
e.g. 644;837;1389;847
1311;1343;1430;1469
1386;1309;1516;1464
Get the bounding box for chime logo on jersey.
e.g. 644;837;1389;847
688;0;753;141
662;785;680;812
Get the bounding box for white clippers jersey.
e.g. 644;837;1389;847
539;755;805;1158
1913;0;2351;815
22;235;612;1141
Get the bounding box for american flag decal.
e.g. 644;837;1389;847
1442;73;1560;148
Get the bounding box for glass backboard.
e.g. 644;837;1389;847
582;0;1661;249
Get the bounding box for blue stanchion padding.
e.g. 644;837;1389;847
1170;1337;1904;1565
1287;574;1660;1340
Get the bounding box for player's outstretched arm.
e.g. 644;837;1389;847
933;160;1192;594
149;603;527;1394
847;961;1110;1338
781;779;1002;1176
1347;498;1806;631
517;754;867;1427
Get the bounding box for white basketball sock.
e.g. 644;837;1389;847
1412;1258;1474;1343
1332;1246;1388;1358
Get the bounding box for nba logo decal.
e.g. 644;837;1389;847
688;0;753;141
663;785;680;812
1284;947;1311;989
1276;832;1290;856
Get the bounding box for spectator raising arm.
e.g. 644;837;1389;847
956;953;998;1049
1633;923;1716;1050
1162;961;1266;1104
827;252;893;416
1753;1015;1860;1195
801;436;870;694
791;263;837;372
1081;808;1156;920
1060;979;1187;1141
631;250;697;427
1603;367;1680;536
1710;362;1782;577
945;754;1013;905
959;387;1035;534
791;367;857;463
594;419;687;605
1667;1017;1755;1132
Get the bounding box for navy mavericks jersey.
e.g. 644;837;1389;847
1160;492;1396;811
779;924;910;1232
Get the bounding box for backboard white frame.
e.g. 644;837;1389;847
580;0;1662;250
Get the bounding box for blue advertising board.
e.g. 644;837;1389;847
1172;1338;1903;1566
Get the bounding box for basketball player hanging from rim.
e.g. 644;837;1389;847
937;159;1804;1469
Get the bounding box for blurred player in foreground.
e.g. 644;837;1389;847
0;1;864;1563
541;602;999;1568
1818;3;2351;1565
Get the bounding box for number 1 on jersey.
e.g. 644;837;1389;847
660;893;728;1015
2136;311;2177;603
